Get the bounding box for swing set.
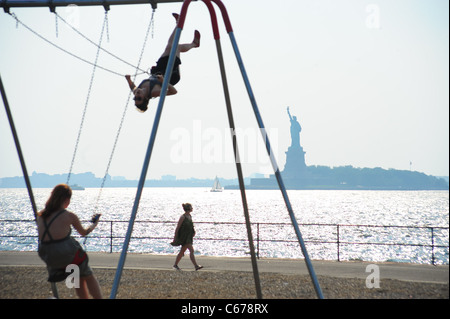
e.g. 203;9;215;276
1;0;324;299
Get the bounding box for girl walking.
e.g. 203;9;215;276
171;203;203;271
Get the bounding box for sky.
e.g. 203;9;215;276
0;0;449;181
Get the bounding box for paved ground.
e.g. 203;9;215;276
0;251;448;284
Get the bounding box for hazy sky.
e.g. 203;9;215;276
1;0;448;181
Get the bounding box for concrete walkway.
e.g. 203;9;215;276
0;251;448;284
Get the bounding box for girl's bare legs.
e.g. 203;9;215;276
161;13;200;57
175;245;187;266
174;244;202;269
179;32;200;54
186;244;199;267
75;275;102;299
86;275;103;299
75;279;89;299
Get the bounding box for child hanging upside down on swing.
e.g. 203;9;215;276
125;13;201;112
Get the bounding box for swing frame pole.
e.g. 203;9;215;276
230;32;324;299
111;0;263;299
210;0;324;299
209;0;324;298
0;74;38;221
203;0;262;299
0;75;60;297
110;0;323;299
109;25;183;301
0;0;189;12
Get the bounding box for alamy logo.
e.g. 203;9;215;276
65;4;80;29
365;264;380;288
65;264;80;289
366;4;381;29
169;120;279;172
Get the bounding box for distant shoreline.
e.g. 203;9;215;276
0;169;448;190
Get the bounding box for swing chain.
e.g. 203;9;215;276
54;10;59;37
105;9;110;42
92;6;156;211
54;11;149;75
85;6;156;249
151;7;155;39
67;10;109;185
8;11;125;77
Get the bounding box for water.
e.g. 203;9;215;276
1;188;448;264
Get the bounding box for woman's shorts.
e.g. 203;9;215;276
151;55;182;85
38;237;93;282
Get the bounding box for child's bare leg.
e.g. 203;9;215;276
75;278;89;299
162;30;200;57
162;13;200;57
75;275;102;299
85;275;102;299
161;13;180;56
175;245;188;266
186;244;199;266
179;30;200;52
161;26;178;57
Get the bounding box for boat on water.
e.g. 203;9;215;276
70;184;85;190
210;176;223;192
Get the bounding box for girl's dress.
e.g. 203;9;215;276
171;215;195;246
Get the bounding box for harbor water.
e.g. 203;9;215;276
0;188;448;264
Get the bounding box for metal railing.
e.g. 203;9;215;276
1;219;448;265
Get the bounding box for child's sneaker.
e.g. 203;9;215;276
173;265;181;271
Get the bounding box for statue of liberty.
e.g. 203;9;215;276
287;106;301;148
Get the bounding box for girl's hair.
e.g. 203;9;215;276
182;203;192;212
39;184;72;219
135;98;149;112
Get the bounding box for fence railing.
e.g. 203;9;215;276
1;219;448;265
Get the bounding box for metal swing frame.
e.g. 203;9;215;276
1;0;324;299
110;0;323;299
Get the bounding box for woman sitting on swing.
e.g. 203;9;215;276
125;13;201;112
37;184;102;299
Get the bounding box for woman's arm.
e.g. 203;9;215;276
69;212;98;237
152;75;178;97
125;75;136;92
